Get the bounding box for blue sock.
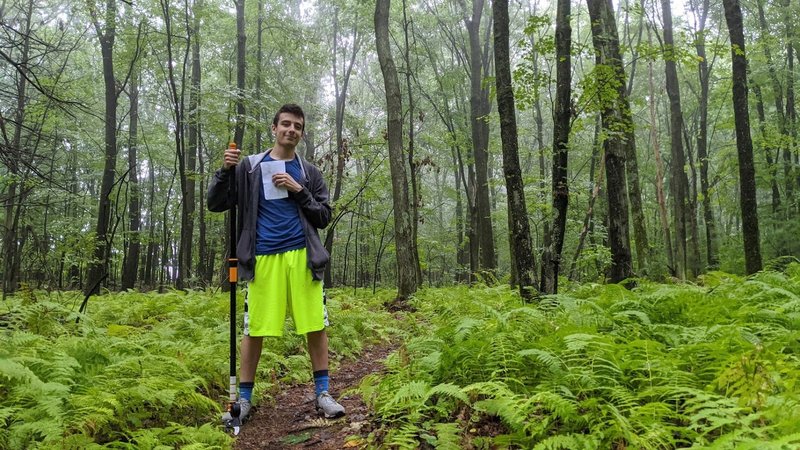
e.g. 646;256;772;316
239;381;254;401
313;370;329;396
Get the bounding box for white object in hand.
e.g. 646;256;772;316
261;161;288;200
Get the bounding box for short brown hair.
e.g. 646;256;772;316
272;104;305;131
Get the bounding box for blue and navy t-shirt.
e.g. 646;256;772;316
255;154;306;255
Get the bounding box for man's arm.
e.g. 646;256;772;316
207;145;242;212
289;164;331;229
207;168;234;212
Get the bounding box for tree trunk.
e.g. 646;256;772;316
375;0;420;300
647;34;675;275
160;0;191;289
662;0;691;279
753;83;783;214
540;0;571;294
586;0;633;284
756;0;793;208
493;0;537;300
121;63;141;290
233;0;246;147
1;0;34;297
784;0;797;213
464;0;496;276
691;0;719;269
401;0;423;286
182;0;201;288
86;0;119;296
569;117;604;280
722;0;763;274
755;0;786;214
254;0;264;153
324;6;360;287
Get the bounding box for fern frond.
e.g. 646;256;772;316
424;383;470;404
432;422;462;450
532;433;600;450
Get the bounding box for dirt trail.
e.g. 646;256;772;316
233;343;395;450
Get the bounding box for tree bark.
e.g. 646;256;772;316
755;0;786;214
183;0;201;287
233;0;246;147
160;0;191;289
86;0;119;296
375;0;420;300
691;0;719;269
722;0;763;274
540;0;571;294
784;0;797;212
324;6;360;287
401;0;423;286
463;0;496;276
647;31;675;275
493;0;537;300
586;0;633;284
662;0;692;279
121;63;141;290
254;0;264;153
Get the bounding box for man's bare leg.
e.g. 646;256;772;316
240;335;263;382
307;329;329;371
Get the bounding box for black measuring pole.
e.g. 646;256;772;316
227;143;238;410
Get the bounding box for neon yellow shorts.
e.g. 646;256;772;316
243;248;325;337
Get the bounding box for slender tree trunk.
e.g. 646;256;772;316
663;0;691;279
375;0;419;300
254;0;264;153
753;83;783;213
722;0;763;274
647;36;675;274
1;0;33;297
401;0;423;286
587;0;633;284
493;0;536;299
464;0;496;276
324;7;360;287
540;0;571;294
122;65;141;290
691;0;719;269
161;0;191;289
756;0;792;208
86;0;119;296
181;0;201;288
143;161;157;289
233;0;246;147
785;0;797;212
570;118;604;280
754;0;785;214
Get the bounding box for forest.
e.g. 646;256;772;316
2;0;800;448
2;0;798;297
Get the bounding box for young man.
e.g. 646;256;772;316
208;104;345;423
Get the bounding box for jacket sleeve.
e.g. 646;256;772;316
290;164;331;229
207;167;236;212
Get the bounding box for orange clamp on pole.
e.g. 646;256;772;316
228;258;238;282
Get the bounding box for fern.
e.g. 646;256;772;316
431;422;462;450
532;433;600;450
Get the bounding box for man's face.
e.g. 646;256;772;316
272;112;304;148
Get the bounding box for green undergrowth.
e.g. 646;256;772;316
360;266;800;449
0;287;402;449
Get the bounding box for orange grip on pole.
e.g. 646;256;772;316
228;258;238;282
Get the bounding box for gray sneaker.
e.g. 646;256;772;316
221;398;252;424
315;391;345;418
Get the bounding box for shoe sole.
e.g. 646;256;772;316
316;408;346;419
